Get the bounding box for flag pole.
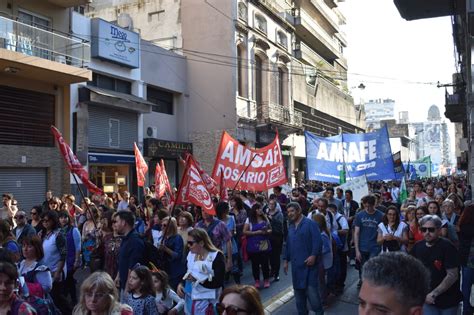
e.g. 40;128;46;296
68;163;98;230
232;153;258;191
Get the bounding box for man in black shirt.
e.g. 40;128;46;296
410;214;462;314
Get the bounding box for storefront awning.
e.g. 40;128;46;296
79;86;153;114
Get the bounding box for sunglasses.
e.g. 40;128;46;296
162;224;168;228
216;303;248;315
420;227;436;233
31;212;38;215
187;240;197;246
14;215;24;220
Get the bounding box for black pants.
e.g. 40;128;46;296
336;250;348;290
269;234;283;278
64;270;77;304
249;252;270;280
51;280;72;314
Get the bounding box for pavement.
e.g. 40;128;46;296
268;265;360;314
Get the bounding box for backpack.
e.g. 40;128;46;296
23;264;49;298
12;294;61;315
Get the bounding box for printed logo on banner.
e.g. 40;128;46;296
305;126;396;183
211;131;287;191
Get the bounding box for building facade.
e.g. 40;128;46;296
0;0;91;210
364;98;396;131
86;0;364;186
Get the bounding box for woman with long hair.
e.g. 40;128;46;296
177;228;226;315
427;201;449;238
458;204;474;315
376;206;408;252
28;205;44;234
58;210;82;304
243;203;272;289
100;212;123;280
82;205;100;268
158;216;185;290
217;285;265;315
64;194;84;224
73;271;132;315
217;202;240;284
177;211;193;256
229;196;247;276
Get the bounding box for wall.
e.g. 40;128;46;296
87;0;183;50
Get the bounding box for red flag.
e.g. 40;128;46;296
50;126;103;195
185;153;219;196
211;131;287;191
160;159;175;202
134;142;148;187
175;155;216;215
154;163;167;199
219;171;229;202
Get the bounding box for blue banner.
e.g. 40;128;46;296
305;126;396;183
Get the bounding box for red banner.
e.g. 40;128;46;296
134;142;148;187
219;171;229;202
176;155;215;215
160;159;174;202
154;163;167;199
211;131;287;191
50;126;103;195
185;153;218;196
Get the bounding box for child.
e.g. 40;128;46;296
123;265;159;315
152;270;184;315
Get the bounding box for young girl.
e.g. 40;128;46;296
152;270;184;315
123;265;159;315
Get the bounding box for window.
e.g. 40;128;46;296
89;73;132;94
17;10;51;59
238;2;248;22
73;6;86;15
18;11;51;30
237;45;248;97
147;87;174;115
276;31;288;49
277;68;284;105
254;14;267;34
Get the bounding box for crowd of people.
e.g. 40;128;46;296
0;175;472;314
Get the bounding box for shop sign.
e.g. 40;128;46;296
144;139;193;158
88;153;135;164
91;18;140;68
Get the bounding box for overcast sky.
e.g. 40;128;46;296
339;0;456;123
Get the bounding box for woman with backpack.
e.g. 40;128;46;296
376;206;408;252
18;235;52;298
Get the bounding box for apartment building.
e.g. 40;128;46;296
0;0;92;209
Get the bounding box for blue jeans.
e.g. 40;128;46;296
462;266;474;313
423;304;459;315
294;284;324;315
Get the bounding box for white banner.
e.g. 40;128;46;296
336;175;369;204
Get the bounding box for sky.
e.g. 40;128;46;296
339;0;456;123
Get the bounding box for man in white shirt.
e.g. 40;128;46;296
307;198;338;233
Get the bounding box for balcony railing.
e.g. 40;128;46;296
310;0;339;31
295;9;341;58
0;15;90;67
259;0;292;14
258;102;303;128
237;97;257;120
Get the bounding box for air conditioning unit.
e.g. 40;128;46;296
146;126;158;138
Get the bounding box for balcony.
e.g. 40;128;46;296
444;92;465;123
237;97;257;120
310;0;339;31
258;102;303;131
293;8;340;61
0;15;91;85
46;0;91;7
294;41;334;73
394;0;456;21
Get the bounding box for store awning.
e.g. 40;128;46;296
79;86;153;114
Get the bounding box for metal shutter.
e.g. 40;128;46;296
89;106;137;150
0;168;47;211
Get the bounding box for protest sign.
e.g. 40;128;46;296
336;175;369;204
212;131;287;191
305;126;396;183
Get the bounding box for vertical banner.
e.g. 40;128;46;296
211;131;287;191
305;126;396;183
154;162;167;199
160;159;174;201
134;142;148;187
